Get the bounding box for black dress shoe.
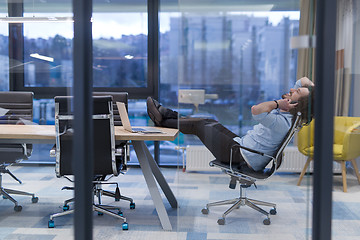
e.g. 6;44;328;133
146;97;163;126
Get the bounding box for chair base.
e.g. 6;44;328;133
48;203;129;230
0;172;39;212
48;184;134;230
202;186;276;225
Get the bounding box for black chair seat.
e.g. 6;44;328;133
210;159;274;180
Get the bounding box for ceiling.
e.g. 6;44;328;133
2;0;300;13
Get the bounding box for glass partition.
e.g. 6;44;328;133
173;0;315;239
331;0;360;239
3;0;359;239
1;0;75;237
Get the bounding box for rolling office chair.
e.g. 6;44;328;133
93;92;130;170
297;117;360;192
48;96;133;230
0;91;39;212
202;113;302;225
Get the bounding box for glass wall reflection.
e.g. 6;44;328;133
173;0;315;239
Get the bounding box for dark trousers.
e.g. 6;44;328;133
162;118;246;165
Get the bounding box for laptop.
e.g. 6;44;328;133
116;102;163;134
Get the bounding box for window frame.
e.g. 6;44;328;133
8;0;159;100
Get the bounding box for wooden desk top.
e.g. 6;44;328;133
0;125;55;140
0;125;179;142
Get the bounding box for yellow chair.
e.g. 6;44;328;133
297;117;360;192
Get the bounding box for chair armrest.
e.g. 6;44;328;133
231;144;272;158
49;144;56;157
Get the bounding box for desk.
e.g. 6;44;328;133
0;125;179;230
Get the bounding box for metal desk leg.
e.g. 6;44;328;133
144;143;178;208
132;141;172;231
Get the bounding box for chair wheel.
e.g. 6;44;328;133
48;220;55;228
98;212;104;216
14;205;22;212
217;218;225;225
201;208;209;215
32;197;39;203
270;208;277;215
130;202;135;209
118;211;123;216
3;195;7;199
122;222;129;230
63;205;70;211
263;218;271;225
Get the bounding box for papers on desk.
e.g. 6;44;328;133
136;128;164;134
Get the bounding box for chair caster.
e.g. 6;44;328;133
201;208;209;215
3;195;7;199
14;205;22;212
130;202;135;209
270;208;277;215
32;197;39;203
63;205;70;211
48;220;55;228
122;222;129;230
217;218;225;225
118;211;123;216
263;218;271;225
98;212;104;216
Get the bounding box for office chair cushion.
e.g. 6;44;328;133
210;159;273;180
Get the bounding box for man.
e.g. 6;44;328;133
147;77;315;171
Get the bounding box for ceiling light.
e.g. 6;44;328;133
30;53;54;62
124;55;134;59
0;17;74;23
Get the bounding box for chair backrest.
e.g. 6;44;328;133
272;112;302;170
0;91;33;124
222;112;302;180
297;119;315;157
54;96;118;177
298;117;360;160
93;92;128;126
0;91;34;163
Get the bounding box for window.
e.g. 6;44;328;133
10;0;153;99
158;8;300;165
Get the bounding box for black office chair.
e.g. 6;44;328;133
92;92;132;201
48;96;133;230
0;91;39;212
201;113;302;225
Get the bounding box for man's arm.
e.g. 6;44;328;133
251;99;297;115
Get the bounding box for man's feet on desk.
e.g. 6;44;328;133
146;97;178;126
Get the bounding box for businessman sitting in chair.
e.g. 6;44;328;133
147;77;315;172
